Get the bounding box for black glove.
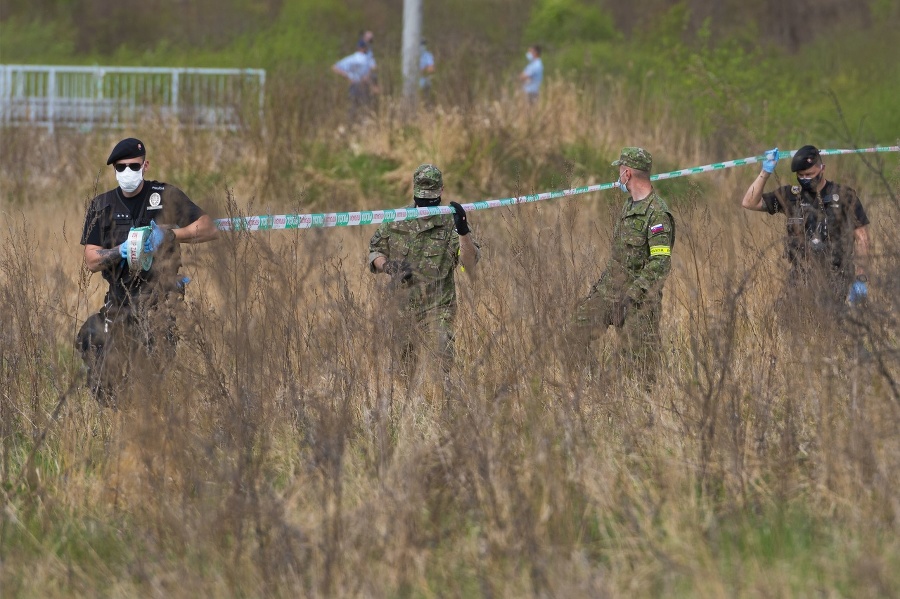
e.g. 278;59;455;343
382;259;413;283
449;201;470;236
611;296;633;328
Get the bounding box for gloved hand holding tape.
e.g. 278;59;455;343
120;226;154;271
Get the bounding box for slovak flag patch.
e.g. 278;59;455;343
650;223;665;234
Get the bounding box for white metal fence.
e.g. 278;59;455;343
0;65;266;132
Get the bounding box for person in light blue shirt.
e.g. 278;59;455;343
519;45;543;103
419;39;435;91
333;41;374;85
332;40;376;115
359;30;380;93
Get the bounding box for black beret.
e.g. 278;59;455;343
107;138;146;165
791;145;821;172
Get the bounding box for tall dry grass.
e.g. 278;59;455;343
1;77;899;597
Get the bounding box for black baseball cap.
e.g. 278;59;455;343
791;145;821;172
107;138;146;165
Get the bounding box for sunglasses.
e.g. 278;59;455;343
114;162;144;172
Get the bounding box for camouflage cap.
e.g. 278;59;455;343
413;163;443;199
611;147;652;172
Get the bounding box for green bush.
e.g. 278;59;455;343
0;16;76;63
227;0;357;69
524;0;617;45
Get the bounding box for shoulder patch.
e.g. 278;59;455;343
649;223;665;234
791;185;801;195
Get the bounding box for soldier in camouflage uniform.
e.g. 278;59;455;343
368;164;480;386
574;147;675;377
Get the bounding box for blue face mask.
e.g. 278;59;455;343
618;173;629;193
526;51;534;61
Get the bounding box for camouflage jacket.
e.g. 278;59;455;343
599;190;674;304
368;209;478;318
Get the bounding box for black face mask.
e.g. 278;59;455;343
797;167;823;193
414;196;441;207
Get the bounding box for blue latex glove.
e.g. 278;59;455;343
847;280;868;306
144;220;167;254
119;241;129;260
762;148;779;173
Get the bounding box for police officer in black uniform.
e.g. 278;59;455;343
78;137;218;405
740;144;870;315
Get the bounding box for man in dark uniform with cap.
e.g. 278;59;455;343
740;144;870;317
77;137;218;406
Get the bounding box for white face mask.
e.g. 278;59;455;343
116;165;144;193
526;51;534;61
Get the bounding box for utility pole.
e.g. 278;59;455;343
401;0;422;112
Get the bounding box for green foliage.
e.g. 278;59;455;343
429;0;532;47
347;152;403;200
0;0;356;70
790;21;900;143
0;16;76;63
530;0;898;150
524;0;617;45
5;0;896;150
707;504;900;595
5;508;139;581
715;506;822;566
228;0;358;69
164;0;356;70
870;0;900;22
304;142;402;205
523;0;622;79
561;140;611;177
617;6;802;150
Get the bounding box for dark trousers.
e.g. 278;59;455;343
76;295;178;407
348;82;373;121
778;264;854;329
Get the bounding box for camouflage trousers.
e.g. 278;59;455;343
389;307;456;391
573;289;663;381
76;295;179;408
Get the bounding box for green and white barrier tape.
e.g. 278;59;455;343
215;145;899;232
125;226;154;271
